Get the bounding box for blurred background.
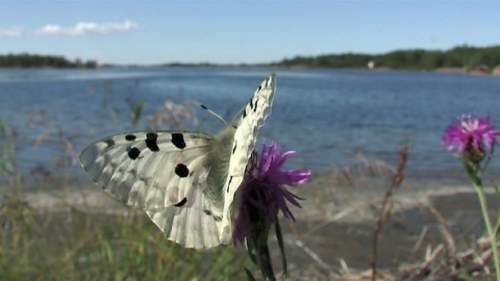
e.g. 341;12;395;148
1;1;500;280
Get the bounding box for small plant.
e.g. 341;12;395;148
234;143;311;280
0;119;17;179
370;145;409;281
443;114;500;281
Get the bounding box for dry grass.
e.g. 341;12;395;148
0;191;247;281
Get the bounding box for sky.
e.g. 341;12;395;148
1;0;499;65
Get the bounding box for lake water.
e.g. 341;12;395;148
1;67;500;183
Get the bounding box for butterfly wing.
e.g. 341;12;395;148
80;131;226;249
218;74;276;243
80;74;276;248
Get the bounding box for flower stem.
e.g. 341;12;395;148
464;161;500;281
255;240;276;281
247;229;276;281
275;220;288;280
246;193;276;281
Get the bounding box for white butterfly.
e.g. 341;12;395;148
80;74;276;249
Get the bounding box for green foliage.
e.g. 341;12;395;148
462;158;500;280
0;197;247;281
495;185;500;241
0;119;16;178
275;44;500;71
0;110;244;280
0;53;97;68
130;101;145;127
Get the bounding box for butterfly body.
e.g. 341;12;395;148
80;74;275;248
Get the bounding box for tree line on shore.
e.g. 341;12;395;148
273;45;500;71
3;44;500;71
0;53;97;68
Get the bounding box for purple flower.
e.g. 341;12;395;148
233;143;312;245
443;115;500;162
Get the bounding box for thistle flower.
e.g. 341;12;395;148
444;116;500;279
443;115;500;163
233;143;311;244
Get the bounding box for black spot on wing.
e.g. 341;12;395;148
266;76;272;87
253;99;258;112
203;209;222;221
145;132;159;152
128;147;140;160
174;197;187;207
226;176;233;192
104;139;115;147
125;134;136;141
249;97;254;110
232;142;237;154
175;163;189;177
242;109;247;118
171;133;186;149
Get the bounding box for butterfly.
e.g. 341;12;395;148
79;74;276;249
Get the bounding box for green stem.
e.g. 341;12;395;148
246;189;276;281
465;161;500;281
275;220;288;280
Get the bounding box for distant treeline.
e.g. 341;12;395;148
274;45;500;70
0;54;98;68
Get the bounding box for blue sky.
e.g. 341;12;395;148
1;1;499;64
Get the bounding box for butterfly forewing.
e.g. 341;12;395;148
218;74;276;243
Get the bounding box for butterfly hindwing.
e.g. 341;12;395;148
80;131;226;248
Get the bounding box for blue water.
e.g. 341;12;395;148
1;67;500;181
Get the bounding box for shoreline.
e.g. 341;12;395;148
10;176;498;221
1;64;500;78
10;181;499;272
3;172;499;276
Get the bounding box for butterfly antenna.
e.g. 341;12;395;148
200;104;228;126
230;105;245;121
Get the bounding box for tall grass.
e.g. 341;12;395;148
0;82;248;280
0;195;247;280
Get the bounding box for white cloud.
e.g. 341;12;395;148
38;24;61;35
37;20;139;36
0;27;22;37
